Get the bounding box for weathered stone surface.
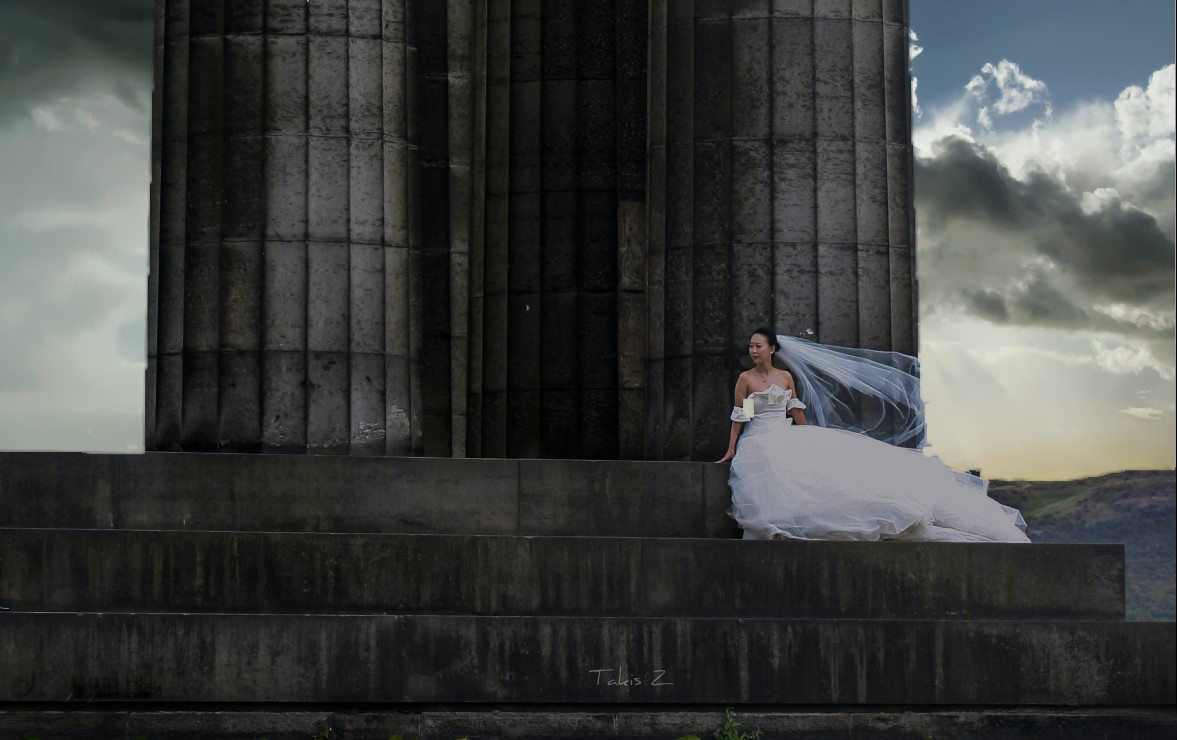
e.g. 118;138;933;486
150;0;922;461
2;707;1173;740
2;428;1172;721
1;452;521;534
646;2;918;459
147;0;421;456
517;458;703;537
0;528;1127;621
2;613;1172;704
0;451;731;536
0;452;115;529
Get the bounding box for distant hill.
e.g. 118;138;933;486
988;470;1176;621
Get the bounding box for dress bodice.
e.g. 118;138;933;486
731;384;806;427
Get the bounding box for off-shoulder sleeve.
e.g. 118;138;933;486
785;397;806;412
730;405;751;423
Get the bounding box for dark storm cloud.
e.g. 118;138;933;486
1040;199;1174;301
917;137;1175;305
0;0;152;120
1010;275;1088;325
964;289;1009;322
964;277;1088;328
917;139;1027;231
917;137;1175;336
1134;159;1177;221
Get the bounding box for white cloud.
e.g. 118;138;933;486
983;60;1051;116
1120;406;1167;420
30;105;63;131
112;128;147;146
1092;303;1176;332
977;106;992;130
963;60;1051;133
6;205;126;234
1080;187;1124;214
74;106;100;131
1115;64;1176;150
910;31;923;116
965;73;987;98
20;93;133;135
1093;339;1174;379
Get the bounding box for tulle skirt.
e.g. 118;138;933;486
728;418;1029;542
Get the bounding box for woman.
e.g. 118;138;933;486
718;328;1029;543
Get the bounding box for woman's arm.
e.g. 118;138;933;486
716;375;749;463
785;372;808;425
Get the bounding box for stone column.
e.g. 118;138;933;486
469;0;647;459
504;0;542;458
147;0;422;455
646;0;918;460
615;0;649;460
471;0;511;457
415;0;481;457
464;0;490;457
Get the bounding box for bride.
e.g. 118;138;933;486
717;328;1029;543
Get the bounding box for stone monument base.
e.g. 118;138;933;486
1;452;1174;737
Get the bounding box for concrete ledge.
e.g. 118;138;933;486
1;529;1125;620
1;707;1174;739
1;614;1172;705
0;452;739;538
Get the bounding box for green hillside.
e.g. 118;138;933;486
988;470;1176;621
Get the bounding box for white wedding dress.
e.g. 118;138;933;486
728;384;1030;542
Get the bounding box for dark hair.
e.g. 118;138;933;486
750;327;780;353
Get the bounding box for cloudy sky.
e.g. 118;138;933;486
910;0;1175;478
0;1;1173;480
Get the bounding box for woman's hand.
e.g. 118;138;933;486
716;447;736;464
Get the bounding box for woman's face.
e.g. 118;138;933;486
748;333;774;364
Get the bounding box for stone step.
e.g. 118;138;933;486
0;529;1124;620
0;452;736;538
2;614;1172;706
1;707;1174;739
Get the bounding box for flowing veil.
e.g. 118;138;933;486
774;334;927;449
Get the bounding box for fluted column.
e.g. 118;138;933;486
646;0;918;460
415;0;482;456
615;0;648;460
465;0;490;457
147;0;421;454
470;0;647;459
473;0;511;457
504;0;542;457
